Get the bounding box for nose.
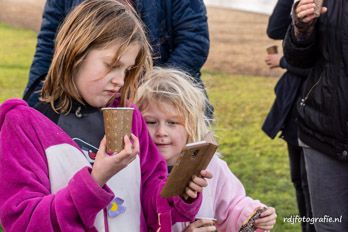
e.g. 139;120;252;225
110;70;125;87
155;123;168;137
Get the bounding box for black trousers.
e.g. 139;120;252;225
303;146;348;231
287;143;316;232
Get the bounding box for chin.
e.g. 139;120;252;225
94;99;111;108
166;156;177;166
90;102;103;108
163;153;176;160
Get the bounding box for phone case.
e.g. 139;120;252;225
160;132;218;198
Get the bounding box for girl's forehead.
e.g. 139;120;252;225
93;41;137;54
149;100;182;116
90;42;140;65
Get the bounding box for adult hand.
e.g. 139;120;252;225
265;54;281;69
295;0;327;24
184;218;216;232
182;170;213;199
91;134;139;186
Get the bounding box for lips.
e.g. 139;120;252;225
113;92;121;98
156;143;171;147
105;90;121;98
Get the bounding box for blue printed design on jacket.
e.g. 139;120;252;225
108;197;126;217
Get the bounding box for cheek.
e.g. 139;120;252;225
74;80;88;100
94;80;107;92
175;128;188;147
147;127;156;140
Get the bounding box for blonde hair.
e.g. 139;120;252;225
41;0;152;113
136;67;210;143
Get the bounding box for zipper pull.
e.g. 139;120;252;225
75;106;82;118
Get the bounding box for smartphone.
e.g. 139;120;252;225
161;132;218;198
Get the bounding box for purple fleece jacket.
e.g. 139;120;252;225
0;99;201;231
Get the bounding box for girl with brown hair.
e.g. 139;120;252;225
0;1;211;231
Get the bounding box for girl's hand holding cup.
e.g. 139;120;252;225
91;134;139;187
92;107;137;186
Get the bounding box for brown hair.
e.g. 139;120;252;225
136;67;210;143
41;0;152;113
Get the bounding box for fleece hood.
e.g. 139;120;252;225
0;99;28;129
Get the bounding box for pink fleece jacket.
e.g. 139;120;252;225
172;155;265;232
0;99;201;231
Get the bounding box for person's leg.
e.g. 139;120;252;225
288;144;309;231
303;147;348;231
298;149;316;232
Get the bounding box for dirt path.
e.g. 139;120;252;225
0;0;44;31
206;7;282;77
0;0;282;77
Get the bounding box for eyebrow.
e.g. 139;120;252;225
115;58;135;68
169;115;183;120
102;53;130;64
105;58;135;69
143;113;181;119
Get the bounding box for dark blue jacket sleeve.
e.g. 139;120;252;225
26;0;66;97
167;0;209;77
267;0;294;40
268;0;314;71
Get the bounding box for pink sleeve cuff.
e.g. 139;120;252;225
68;167;114;227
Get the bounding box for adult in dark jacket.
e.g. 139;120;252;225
262;1;315;231
284;0;348;231
23;0;211;115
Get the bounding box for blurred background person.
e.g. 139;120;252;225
23;0;213;119
262;0;314;231
283;0;348;230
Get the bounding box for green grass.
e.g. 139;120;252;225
0;23;36;101
204;71;300;231
0;23;300;231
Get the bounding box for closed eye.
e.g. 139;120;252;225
167;121;178;126
126;66;136;71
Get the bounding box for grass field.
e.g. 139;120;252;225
0;23;36;100
0;23;301;231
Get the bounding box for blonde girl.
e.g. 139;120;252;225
136;67;277;232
